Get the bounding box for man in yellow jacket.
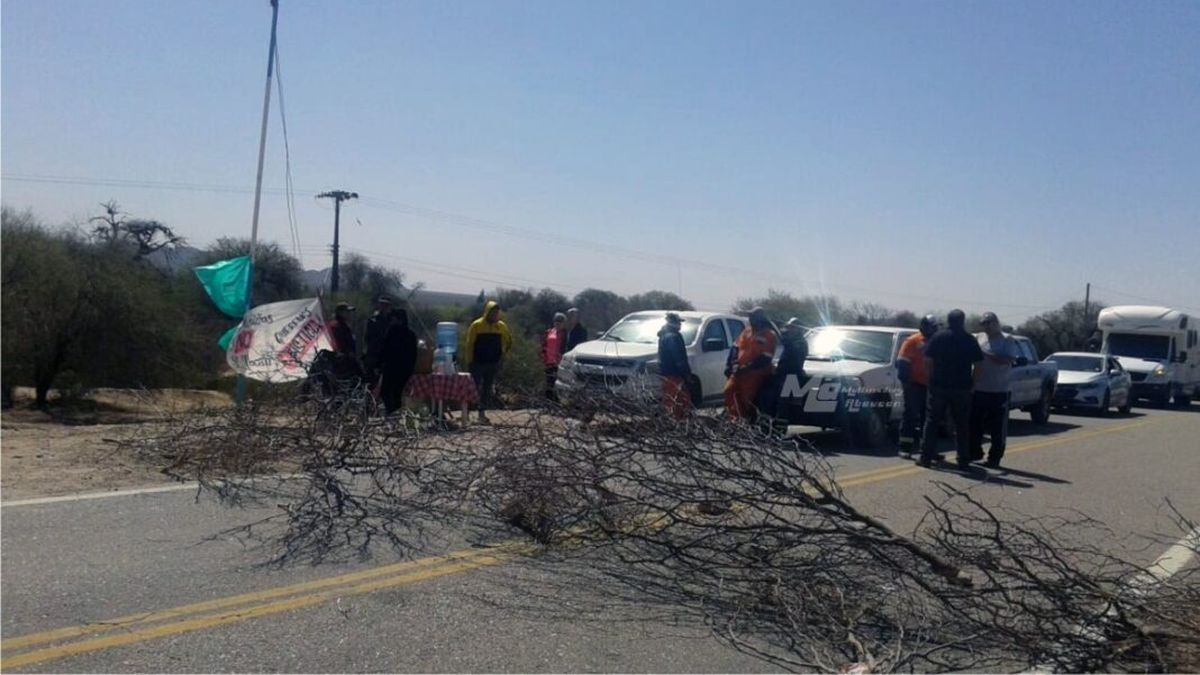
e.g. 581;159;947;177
464;300;513;424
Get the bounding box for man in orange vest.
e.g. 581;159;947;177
896;314;939;456
724;307;778;420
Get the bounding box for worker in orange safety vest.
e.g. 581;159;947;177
723;307;778;420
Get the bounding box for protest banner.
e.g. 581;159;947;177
226;298;333;382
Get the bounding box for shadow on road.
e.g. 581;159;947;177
1005;418;1080;438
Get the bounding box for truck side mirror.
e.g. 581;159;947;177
702;338;725;353
1015;356;1030;367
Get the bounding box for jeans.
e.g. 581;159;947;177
470;361;501;415
900;382;927;450
969;390;1010;463
920;386;972;464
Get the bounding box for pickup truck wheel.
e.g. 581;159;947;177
1173;387;1192;407
851;407;890;449
1029;387;1052;425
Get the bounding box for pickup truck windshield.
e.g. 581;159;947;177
1106;333;1169;360
1046;355;1103;373
604;316;700;344
806;328;894;364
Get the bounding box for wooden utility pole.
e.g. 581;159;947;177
316;190;357;293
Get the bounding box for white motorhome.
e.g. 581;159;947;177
1098;305;1199;407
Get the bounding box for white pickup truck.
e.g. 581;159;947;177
1006;335;1059;424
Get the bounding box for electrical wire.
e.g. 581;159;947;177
273;41;303;260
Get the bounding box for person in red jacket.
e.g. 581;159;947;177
541;312;567;400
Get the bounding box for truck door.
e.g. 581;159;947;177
695;318;731;404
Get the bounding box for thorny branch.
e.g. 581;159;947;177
128;389;1200;672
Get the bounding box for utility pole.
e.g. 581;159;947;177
1084;282;1091;319
316;190;357;293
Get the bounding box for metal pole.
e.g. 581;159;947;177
237;0;280;406
332;197;341;293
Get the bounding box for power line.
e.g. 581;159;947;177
273;40;302;260
0;171;1079;311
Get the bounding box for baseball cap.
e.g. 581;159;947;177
335;301;356;312
981;311;999;324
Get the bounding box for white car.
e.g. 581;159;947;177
555;310;752;408
774;325;914;447
1045;351;1133;415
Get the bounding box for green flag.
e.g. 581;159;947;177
193;256;251;319
217;324;240;351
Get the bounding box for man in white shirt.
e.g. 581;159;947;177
971;312;1020;468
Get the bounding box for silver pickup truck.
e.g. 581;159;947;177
1005;335;1059;424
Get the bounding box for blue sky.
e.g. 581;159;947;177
3;0;1198;321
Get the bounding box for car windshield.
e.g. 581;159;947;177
1106;333;1170;360
806;328;894;363
603;315;700;345
1047;355;1103;373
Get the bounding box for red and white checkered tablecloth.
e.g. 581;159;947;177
404;373;479;404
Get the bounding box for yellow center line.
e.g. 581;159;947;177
0;543;538;671
1;544;509;652
0;416;1170;670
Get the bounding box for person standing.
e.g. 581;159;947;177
755;317;808;431
657;312;693;419
464;300;513;424
363;294;394;386
542;313;568;400
379;309;418;415
918;309;984;470
896;315;940;457
326;301;362;384
970;312;1020;468
564;307;589;354
724;307;778;421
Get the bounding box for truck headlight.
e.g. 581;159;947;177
1152;365;1166;378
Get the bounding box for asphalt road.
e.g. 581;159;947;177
3;404;1198;672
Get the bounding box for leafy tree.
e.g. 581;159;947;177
571;288;629;335
733;290;845;327
338;252;405;300
1017;300;1106;357
531;288;571;328
626;290;695;312
201;238;305;305
2;207;202;407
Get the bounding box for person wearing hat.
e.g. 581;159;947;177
970;311;1020;468
657;312;693;419
724;307;778;421
363;294;394;386
542;312;568;401
896;314;940;456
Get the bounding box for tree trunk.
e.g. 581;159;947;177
35;380;51;409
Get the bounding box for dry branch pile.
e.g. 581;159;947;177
128;389;1200;672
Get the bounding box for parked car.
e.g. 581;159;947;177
773;325;915;447
1098;305;1199;407
555;310;752;408
1045;351;1132;415
1006;335;1059;424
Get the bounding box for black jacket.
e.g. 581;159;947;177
778;331;808;376
657;329;691;378
380;323;418;376
565;323;588;353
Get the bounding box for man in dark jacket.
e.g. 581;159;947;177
363;295;394;386
657;312;693;419
564;307;589;354
379;309;418;415
918;309;985;469
756;317;808;432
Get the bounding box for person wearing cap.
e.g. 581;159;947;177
542;312;568;401
363;294;394;385
724;307;778;421
970;311;1020;468
918;309;984;469
657;312;693;419
756;317;808;434
896;315;940;456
